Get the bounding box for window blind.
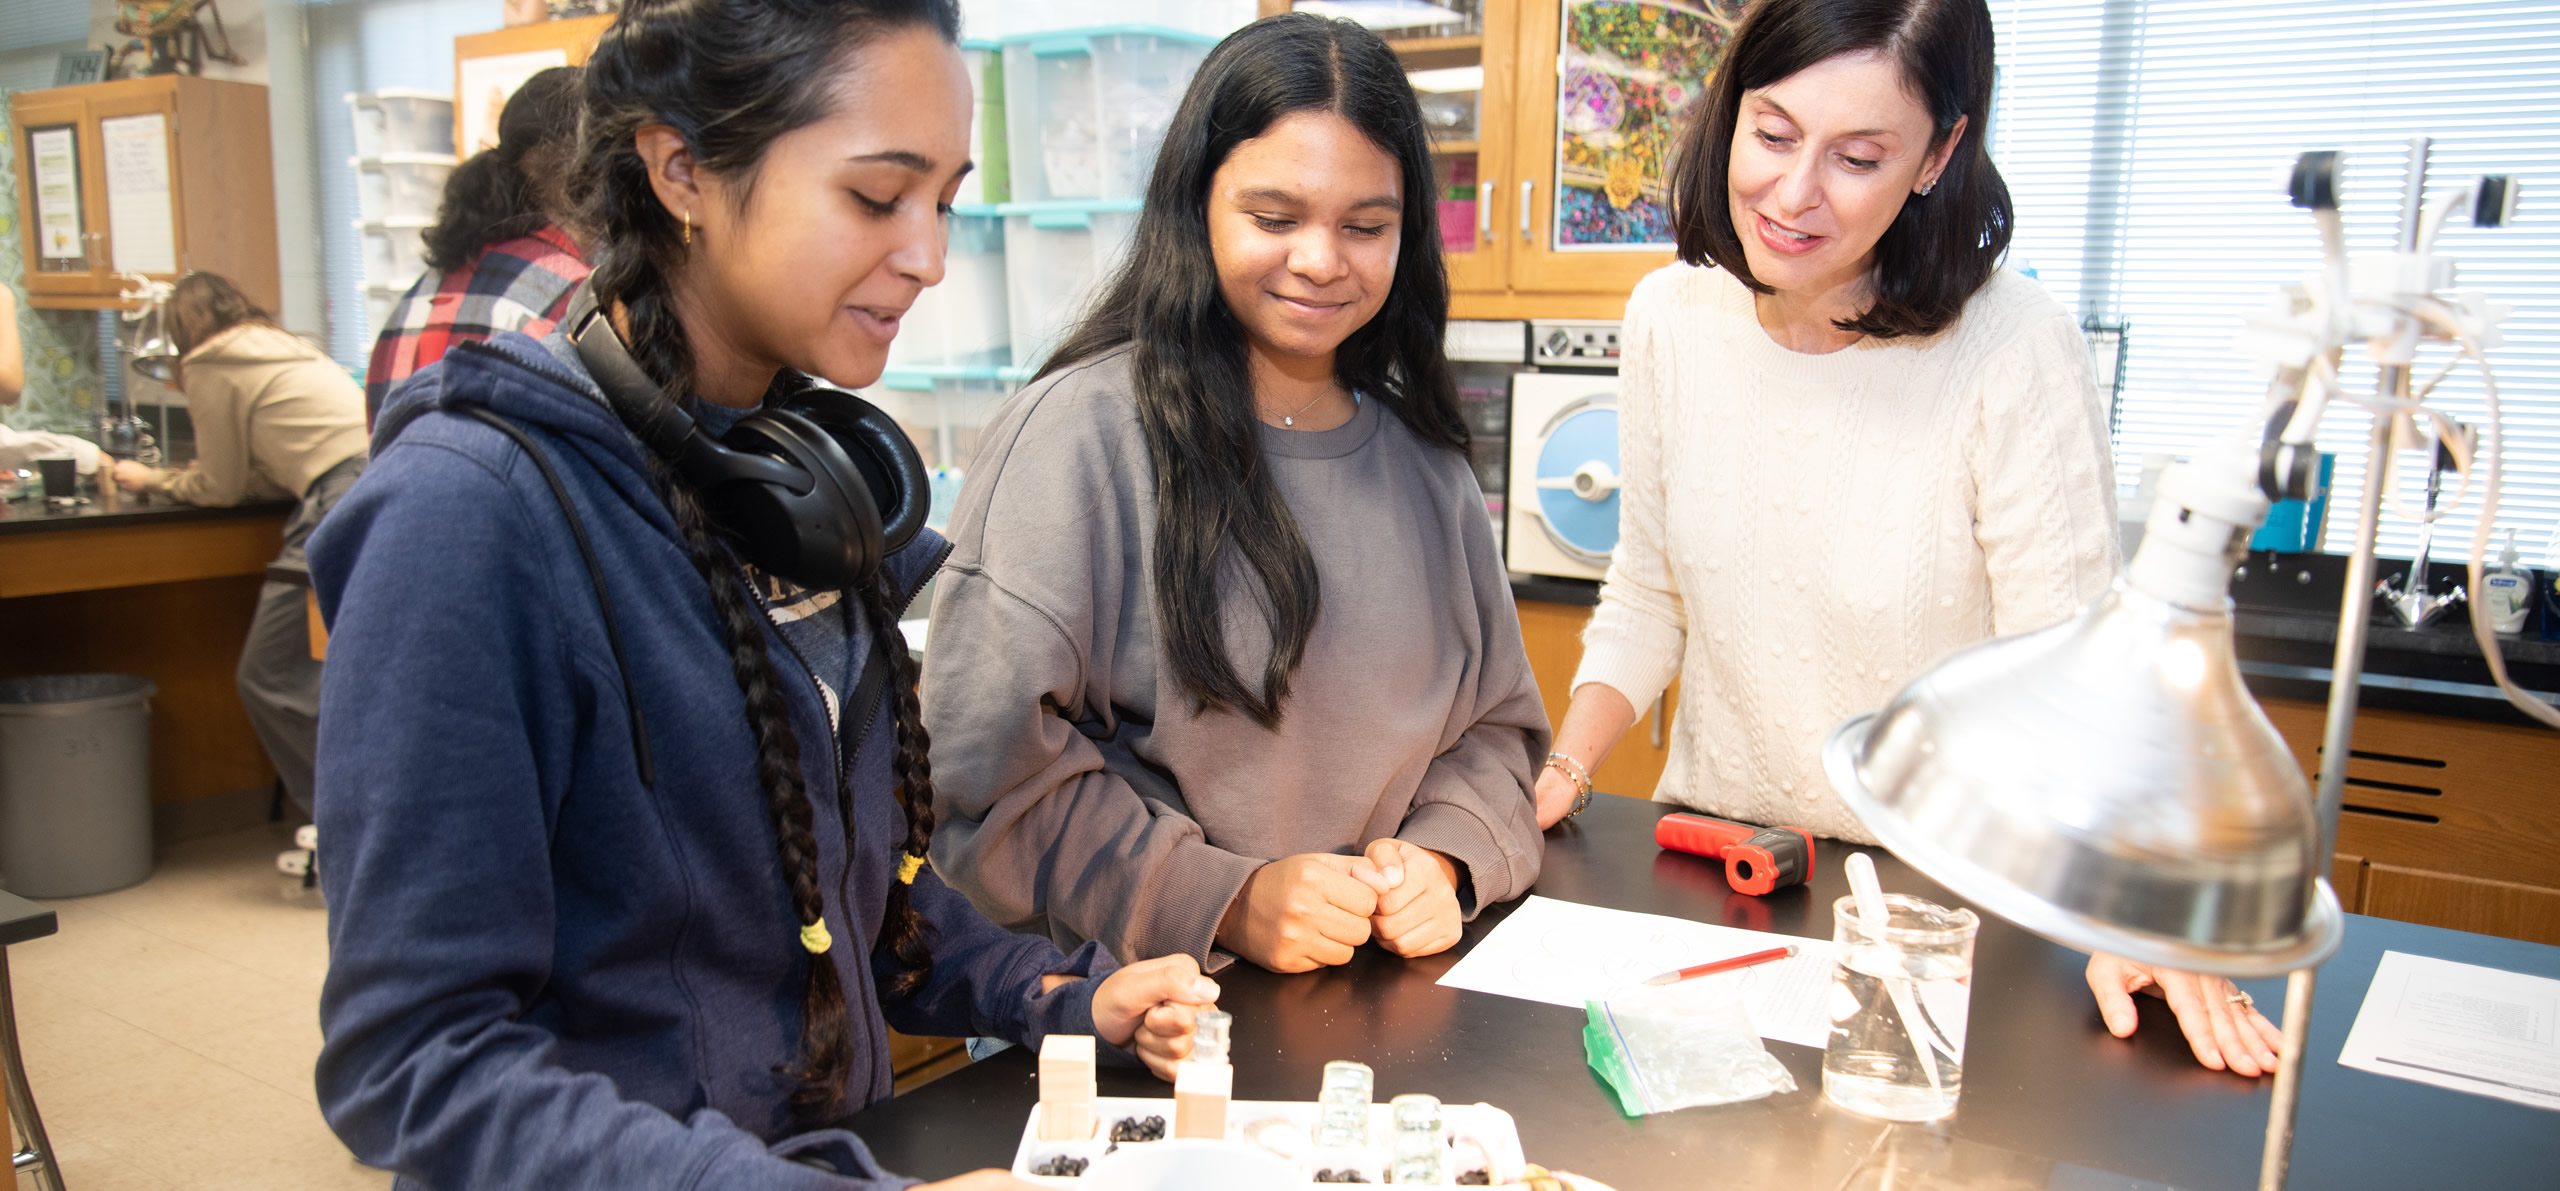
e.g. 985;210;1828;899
1991;0;2560;561
0;6;87;57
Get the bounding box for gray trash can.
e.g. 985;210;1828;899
0;675;157;898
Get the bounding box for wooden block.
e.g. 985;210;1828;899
1038;1034;1096;1096
1039;1095;1096;1142
1173;1059;1232;1140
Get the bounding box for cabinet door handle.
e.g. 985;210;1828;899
1520;179;1534;242
1651;694;1666;749
1480;177;1495;242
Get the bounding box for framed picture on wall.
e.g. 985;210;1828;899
54;51;109;87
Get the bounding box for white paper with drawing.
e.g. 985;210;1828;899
2337;950;2560;1111
1437;895;1837;1048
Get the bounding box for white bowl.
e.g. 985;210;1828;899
1083;1139;1300;1191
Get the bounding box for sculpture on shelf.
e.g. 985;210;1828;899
109;0;246;79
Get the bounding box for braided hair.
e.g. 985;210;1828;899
572;0;960;1119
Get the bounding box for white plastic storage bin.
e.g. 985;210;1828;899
351;153;459;223
867;366;1017;530
361;283;412;340
888;209;1009;371
1002;26;1215;204
1000;201;1139;370
348;90;455;159
357;219;435;288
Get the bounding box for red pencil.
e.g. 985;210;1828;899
1641;944;1799;986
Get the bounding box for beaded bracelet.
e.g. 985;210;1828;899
1544;752;1595;819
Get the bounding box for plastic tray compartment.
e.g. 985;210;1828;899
867;366;1017;531
351;153;459;223
356;219;435;287
1011;1095;1530;1187
888;208;1010;371
999;200;1140;371
348;90;455;159
1001;25;1216;204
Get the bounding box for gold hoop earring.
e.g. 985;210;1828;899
682;208;692;246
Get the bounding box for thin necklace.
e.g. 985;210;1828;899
1265;388;1332;428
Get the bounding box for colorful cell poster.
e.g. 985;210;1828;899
1552;0;1745;250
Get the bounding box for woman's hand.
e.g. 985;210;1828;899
2086;953;2284;1076
1356;839;1463;958
1216;854;1380;972
1084;955;1221;1081
1533;764;1583;829
111;459;154;493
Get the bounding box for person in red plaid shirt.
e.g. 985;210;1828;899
365;67;592;421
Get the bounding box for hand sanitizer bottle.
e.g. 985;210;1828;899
2484;529;2533;635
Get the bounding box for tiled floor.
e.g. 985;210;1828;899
11;822;389;1191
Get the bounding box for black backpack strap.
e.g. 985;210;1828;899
845;620;895;761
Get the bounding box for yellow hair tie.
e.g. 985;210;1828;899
898;853;926;885
798;918;833;955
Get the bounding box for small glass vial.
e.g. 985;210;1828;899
1389;1094;1444;1184
1191;1008;1232;1066
1314;1060;1374;1149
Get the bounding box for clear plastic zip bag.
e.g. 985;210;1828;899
1583;978;1798;1116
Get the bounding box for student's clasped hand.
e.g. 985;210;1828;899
1354;838;1464;958
1218;853;1386;972
1079;956;1222;1080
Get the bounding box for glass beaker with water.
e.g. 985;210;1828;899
1822;893;1977;1122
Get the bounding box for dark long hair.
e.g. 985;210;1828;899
169;271;277;355
1668;0;2011;339
1036;12;1465;727
573;0;959;1120
423;66;585;271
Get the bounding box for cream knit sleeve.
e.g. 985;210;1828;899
1573;272;1688;710
1968;306;2124;637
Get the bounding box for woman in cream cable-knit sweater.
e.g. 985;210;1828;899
1538;0;2289;1079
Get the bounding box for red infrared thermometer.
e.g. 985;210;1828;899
1654;813;1816;897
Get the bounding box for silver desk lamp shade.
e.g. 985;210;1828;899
127;307;180;383
1824;439;2344;979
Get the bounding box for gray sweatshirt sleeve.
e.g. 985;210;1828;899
924;565;1261;965
1394;471;1548;912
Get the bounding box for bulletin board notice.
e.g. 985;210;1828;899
100;112;178;276
28;126;85;267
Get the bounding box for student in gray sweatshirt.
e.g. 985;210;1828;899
923;13;1549;975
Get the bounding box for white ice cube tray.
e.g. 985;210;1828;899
1011;1096;1529;1187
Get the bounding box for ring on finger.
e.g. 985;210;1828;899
2225;990;2254;1008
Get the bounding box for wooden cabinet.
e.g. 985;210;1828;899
1267;1;1734;321
9;76;277;311
2262;697;2560;946
1518;598;1675;803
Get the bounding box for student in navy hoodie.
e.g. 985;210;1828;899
306;2;1218;1187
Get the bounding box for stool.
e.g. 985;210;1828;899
0;891;63;1191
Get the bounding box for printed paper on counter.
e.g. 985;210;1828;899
2337;950;2560;1111
1436;895;1838;1048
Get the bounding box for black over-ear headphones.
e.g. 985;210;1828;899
561;283;929;592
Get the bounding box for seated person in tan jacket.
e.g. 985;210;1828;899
113;273;366;824
922;17;1548;976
